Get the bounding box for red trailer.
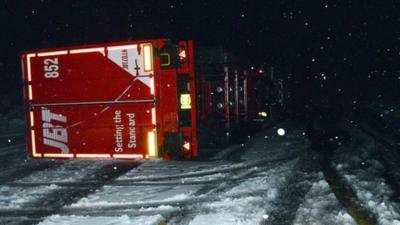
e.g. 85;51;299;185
21;39;198;160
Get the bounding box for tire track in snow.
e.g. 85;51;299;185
0;161;141;224
358;122;400;201
357;109;400;207
0;160;64;184
0;142;63;184
0;156;259;224
168;128;309;225
318;146;377;225
0;132;24;139
5;155;297;188
163;147;300;225
0;133;25;147
0;143;25;153
16;158;297;225
0;171;270;217
163;165;274;225
307;116;378;225
262;147;319;225
27;126;306;224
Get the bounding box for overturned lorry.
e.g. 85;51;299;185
21;39;285;160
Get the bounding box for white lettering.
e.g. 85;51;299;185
44;138;69;153
43;58;60;78
114;110;124;152
41;107;69;153
126;113;137;149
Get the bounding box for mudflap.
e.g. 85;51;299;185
164;132;185;160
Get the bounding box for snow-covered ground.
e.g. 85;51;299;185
0;97;24;132
332;128;400;225
0;121;399;224
41;127;302;225
34;126;354;225
0;160;114;208
41;214;165;225
293;173;356;225
365;101;400;121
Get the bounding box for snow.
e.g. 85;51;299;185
17;160;113;183
293;173;356;225
34;127;302;224
277;128;286;136
333;129;400;224
138;204;178;212
0;185;59;208
0;99;24;131
189;213;241;225
2;121;400;224
189;162;294;225
39;214;165;225
0;160;113;208
189;200;268;225
180;172;226;182
344;173;400;225
70;183;201;207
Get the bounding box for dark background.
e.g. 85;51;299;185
1;0;399;110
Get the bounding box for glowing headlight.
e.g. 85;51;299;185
180;94;191;109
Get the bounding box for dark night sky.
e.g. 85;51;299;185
1;0;399;106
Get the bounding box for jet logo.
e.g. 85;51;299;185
41;107;69;153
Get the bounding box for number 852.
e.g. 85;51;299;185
44;58;60;78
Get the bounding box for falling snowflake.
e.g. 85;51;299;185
277;128;286;136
